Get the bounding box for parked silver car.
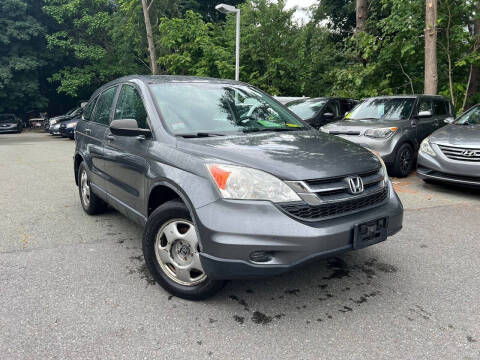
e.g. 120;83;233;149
321;95;455;177
417;104;480;187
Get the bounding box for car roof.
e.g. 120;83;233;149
88;75;251;101
365;94;449;100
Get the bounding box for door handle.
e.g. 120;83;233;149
106;134;115;141
136;135;146;141
84;128;91;135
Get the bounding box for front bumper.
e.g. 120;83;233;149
417;148;480;187
59;126;75;137
0;124;18;133
196;181;403;279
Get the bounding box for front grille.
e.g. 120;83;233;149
282;167;388;221
281;187;388;221
304;168;384;202
438;144;480;162
328;130;361;136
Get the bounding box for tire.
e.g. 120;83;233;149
143;200;226;300
391;143;414;178
77;162;107;215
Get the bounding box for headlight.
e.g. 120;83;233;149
66;122;77;128
367;149;389;182
206;164;301;202
420;137;436;156
364;127;398;138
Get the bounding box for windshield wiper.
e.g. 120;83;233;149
242;127;304;133
176;132;225;138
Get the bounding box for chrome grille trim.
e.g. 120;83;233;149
283;167;387;219
437;144;480;162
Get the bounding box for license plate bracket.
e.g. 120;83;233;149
353;217;388;249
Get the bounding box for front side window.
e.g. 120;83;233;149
455;106;480;125
323;101;340;117
114;85;149;129
433;100;448;115
83;97;98;121
149;83;306;135
92;86;117;125
0;114;15;123
286;99;327;120
418;99;433;113
348;98;415;121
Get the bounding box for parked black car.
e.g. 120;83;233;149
286;97;358;129
48;107;82;134
59;117;79;139
0;114;23;133
74;75;403;300
417;104;480;187
321;95;455;177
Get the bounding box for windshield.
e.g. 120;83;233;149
286;99;327;120
348;98;415;121
149;83;306;135
455;106;480;125
0;114;15;123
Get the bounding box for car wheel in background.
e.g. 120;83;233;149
77;162;107;215
391;143;414;178
143;200;226;300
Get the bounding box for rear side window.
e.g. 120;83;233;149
114;85;149;129
433;100;448;115
92;86;117;125
83;97;98;121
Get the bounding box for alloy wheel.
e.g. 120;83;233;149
80;169;90;207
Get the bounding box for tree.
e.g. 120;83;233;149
425;0;438;94
0;0;48;115
356;0;367;32
141;0;158;74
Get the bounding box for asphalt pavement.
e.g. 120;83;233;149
1;131;479;359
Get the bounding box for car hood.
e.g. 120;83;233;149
430;124;480;147
322;119;404;134
177;130;380;181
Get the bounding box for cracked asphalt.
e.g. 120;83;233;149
1;132;479;359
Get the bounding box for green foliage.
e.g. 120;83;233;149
1;0;478;116
0;0;48;114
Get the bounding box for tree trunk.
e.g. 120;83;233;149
468;1;480;99
424;0;438;95
356;0;367;33
141;0;158;75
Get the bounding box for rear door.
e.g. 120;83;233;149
82;86;118;190
103;83;152;213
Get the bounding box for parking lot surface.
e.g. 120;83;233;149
1;132;479;359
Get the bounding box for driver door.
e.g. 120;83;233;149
103;84;152;213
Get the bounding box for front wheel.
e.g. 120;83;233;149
391;143;414;178
143;200;225;300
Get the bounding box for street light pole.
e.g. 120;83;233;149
235;9;240;81
215;3;240;81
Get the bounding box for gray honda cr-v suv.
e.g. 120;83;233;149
74;75;403;299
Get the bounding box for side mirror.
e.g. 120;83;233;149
418;110;432;118
110;119;152;137
323;112;334;119
444;117;455;124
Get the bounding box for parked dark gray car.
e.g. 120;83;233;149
417;104;480;187
0;114;23;133
320;95;455;177
74;75;403;300
286;97;358;129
